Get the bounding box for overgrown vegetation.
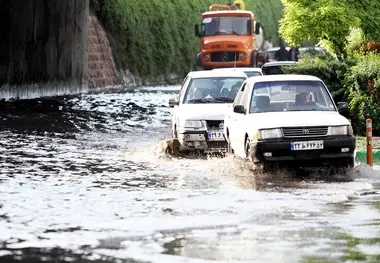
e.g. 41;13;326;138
90;0;283;81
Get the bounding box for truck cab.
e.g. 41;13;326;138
194;1;262;70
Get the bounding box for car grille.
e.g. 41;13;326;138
211;52;239;62
206;120;223;129
282;126;328;138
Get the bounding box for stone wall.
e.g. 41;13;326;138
87;14;122;89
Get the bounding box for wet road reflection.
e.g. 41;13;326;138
0;85;380;263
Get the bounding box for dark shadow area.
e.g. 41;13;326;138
0;247;144;263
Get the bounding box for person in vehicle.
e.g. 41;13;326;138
229;80;243;98
275;42;290;61
250;95;270;112
295;92;312;105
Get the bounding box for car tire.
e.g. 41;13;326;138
329;157;354;175
245;138;252;161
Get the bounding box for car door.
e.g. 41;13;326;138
233;84;252;156
229;82;247;148
172;75;191;135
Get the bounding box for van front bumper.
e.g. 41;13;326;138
177;130;227;153
250;135;356;166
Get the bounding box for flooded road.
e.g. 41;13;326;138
1;85;380;263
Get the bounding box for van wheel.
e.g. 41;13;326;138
245;138;252;161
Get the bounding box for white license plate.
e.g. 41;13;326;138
290;140;324;151
208;131;224;141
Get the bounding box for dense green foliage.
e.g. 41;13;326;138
279;0;380;58
90;0;283;81
344;54;380;135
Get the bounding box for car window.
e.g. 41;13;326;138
248;80;336;113
183;77;246;104
233;82;246;106
244;71;262;77
262;65;284;75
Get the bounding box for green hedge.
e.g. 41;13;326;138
90;0;283;81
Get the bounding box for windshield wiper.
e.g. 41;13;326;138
213;97;234;103
187;98;214;103
213;30;243;35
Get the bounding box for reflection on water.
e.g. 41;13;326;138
0;85;380;263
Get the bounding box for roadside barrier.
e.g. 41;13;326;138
355;118;380;165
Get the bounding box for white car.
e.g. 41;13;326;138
212;67;263;78
169;70;247;153
224;74;355;171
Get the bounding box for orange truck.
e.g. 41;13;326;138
194;0;263;70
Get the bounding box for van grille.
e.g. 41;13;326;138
211;52;239;62
282;126;328;138
206;120;223;129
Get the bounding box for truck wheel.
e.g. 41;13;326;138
196;53;202;68
251;52;257;67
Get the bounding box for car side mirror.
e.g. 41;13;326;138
337;101;349;113
195;24;200;37
169;97;179;108
233;105;245;114
255;22;261;35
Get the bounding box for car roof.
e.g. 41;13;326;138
202;10;253;17
212;67;263;72
262;61;297;67
245;74;322;85
188;70;247;78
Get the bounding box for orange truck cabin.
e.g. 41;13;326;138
194;4;261;70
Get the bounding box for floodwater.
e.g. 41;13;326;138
0;85;380;263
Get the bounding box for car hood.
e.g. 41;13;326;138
178;103;232;120
244;111;350;130
202;35;252;50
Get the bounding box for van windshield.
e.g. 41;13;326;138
184;77;245;104
249;80;336;113
202;16;251;36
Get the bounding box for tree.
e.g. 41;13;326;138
345;0;380;41
278;0;360;58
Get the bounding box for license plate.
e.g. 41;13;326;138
208;131;224;141
290;140;324;151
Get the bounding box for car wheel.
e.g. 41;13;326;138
173;126;178;139
329;157;354;175
245;138;252;161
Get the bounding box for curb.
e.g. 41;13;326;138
355;149;380;165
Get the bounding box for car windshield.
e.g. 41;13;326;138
183;77;245;104
262;64;294;75
244;71;262;77
202;16;251;36
267;50;277;60
249;80;336;113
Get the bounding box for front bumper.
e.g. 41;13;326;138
250;135;356;166
177;130;227;153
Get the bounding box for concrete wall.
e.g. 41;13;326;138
0;0;89;100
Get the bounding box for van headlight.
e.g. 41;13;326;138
259;128;282;139
181;120;203;128
330;125;353;135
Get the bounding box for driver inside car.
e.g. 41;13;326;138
295;92;312;105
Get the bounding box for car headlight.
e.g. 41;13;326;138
258;128;282;139
181;120;203;128
330;125;353;135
